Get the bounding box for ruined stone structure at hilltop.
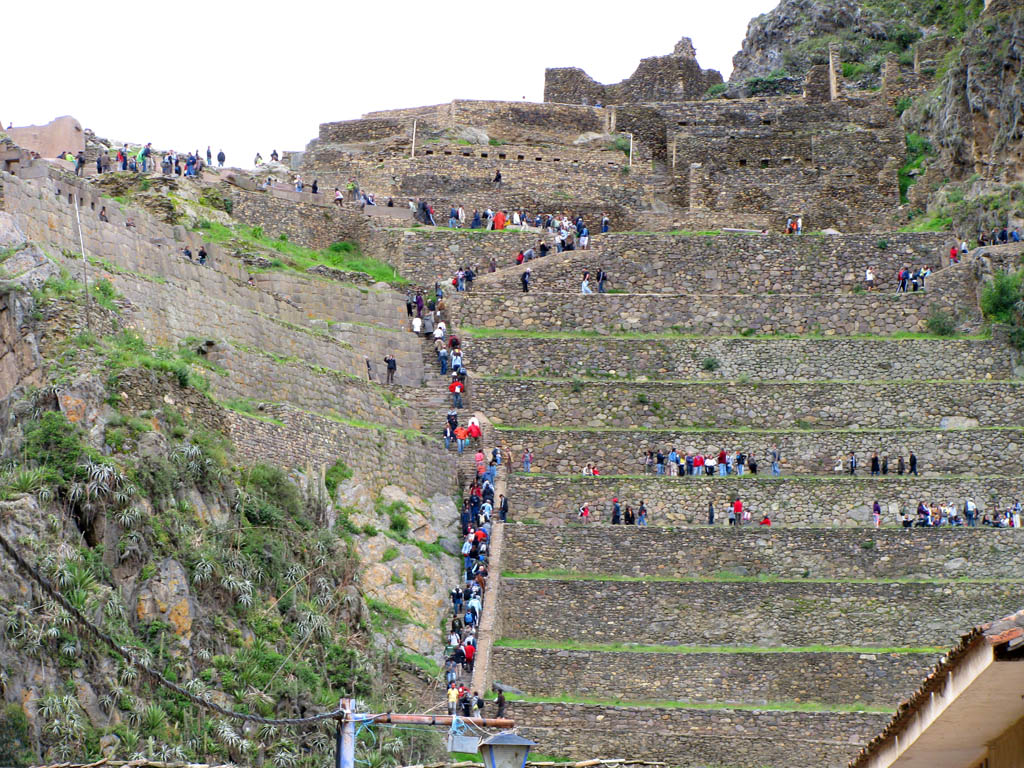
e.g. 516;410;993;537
543;37;724;105
294;31;949;233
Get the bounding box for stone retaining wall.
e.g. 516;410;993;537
471;233;949;294
499;578;1023;646
206;344;414;428
508;701;888;768
504;475;1024;526
493;648;934;707
448;268;981;335
477;379;1023;430
466;335;1017;380
225;404;456;498
496;427;1022;475
500;526;1024;579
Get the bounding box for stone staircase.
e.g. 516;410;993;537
437;232;1024;767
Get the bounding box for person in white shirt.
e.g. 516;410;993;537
865;266;875;291
412;316;422;333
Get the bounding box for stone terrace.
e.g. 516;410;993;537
433;225;1024;768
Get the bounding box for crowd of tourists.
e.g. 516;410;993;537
891;500;1022;528
417;305;509;720
638;447;783;477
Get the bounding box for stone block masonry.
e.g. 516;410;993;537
505;475;1024;527
497;427;1023;476
492;648;936;708
501;527;1024;580
499;579;1024;647
1;172;426;385
448;268;981;336
467;335;1016;381
225;403;455;499
508;701;889;768
471;233;949;295
476;379;1024;430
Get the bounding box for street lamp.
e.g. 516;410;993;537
477;732;537;768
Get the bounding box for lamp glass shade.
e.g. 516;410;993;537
478;734;535;768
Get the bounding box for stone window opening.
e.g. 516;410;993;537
553;158;560;162
782;157;793;165
498;153;506;160
90;201;95;210
760;158;770;168
762;119;772;125
463;152;471;156
535;157;542;161
424;150;434;155
517;155;525;161
480;152;488;158
444;150;452;155
68;193;73;204
738;159;747;167
678;121;688;126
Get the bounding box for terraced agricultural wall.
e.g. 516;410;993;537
505;474;1024;526
498;578;1023;646
492;648;935;707
467;334;1017;380
448;271;981;335
496;427;1022;475
500;527;1024;579
507;701;889;768
476;379;1024;430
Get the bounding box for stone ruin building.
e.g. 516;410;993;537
294;37;927;235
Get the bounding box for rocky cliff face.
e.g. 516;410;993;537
908;0;1023;184
730;0;985;85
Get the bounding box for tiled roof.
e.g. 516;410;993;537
848;607;1024;768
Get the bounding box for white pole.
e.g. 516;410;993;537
340;698;356;768
411;120;417;159
72;193;91;331
628;134;633;167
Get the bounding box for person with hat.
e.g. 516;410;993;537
611;498;621;524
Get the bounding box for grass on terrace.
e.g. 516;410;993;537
494;638;945;654
460;326;992;341
478;373;1015;386
501;569;1007;584
493;423;1024;433
491;692;893;714
196;220;406;284
510;471;1013;481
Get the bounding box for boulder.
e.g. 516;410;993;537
0;212;26;248
451;125;490;145
135;558;196;648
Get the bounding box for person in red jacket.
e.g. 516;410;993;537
733;498;743;525
463;642;476;672
449;376;464;408
760;514;772;526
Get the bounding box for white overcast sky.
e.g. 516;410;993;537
4;0;777;167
